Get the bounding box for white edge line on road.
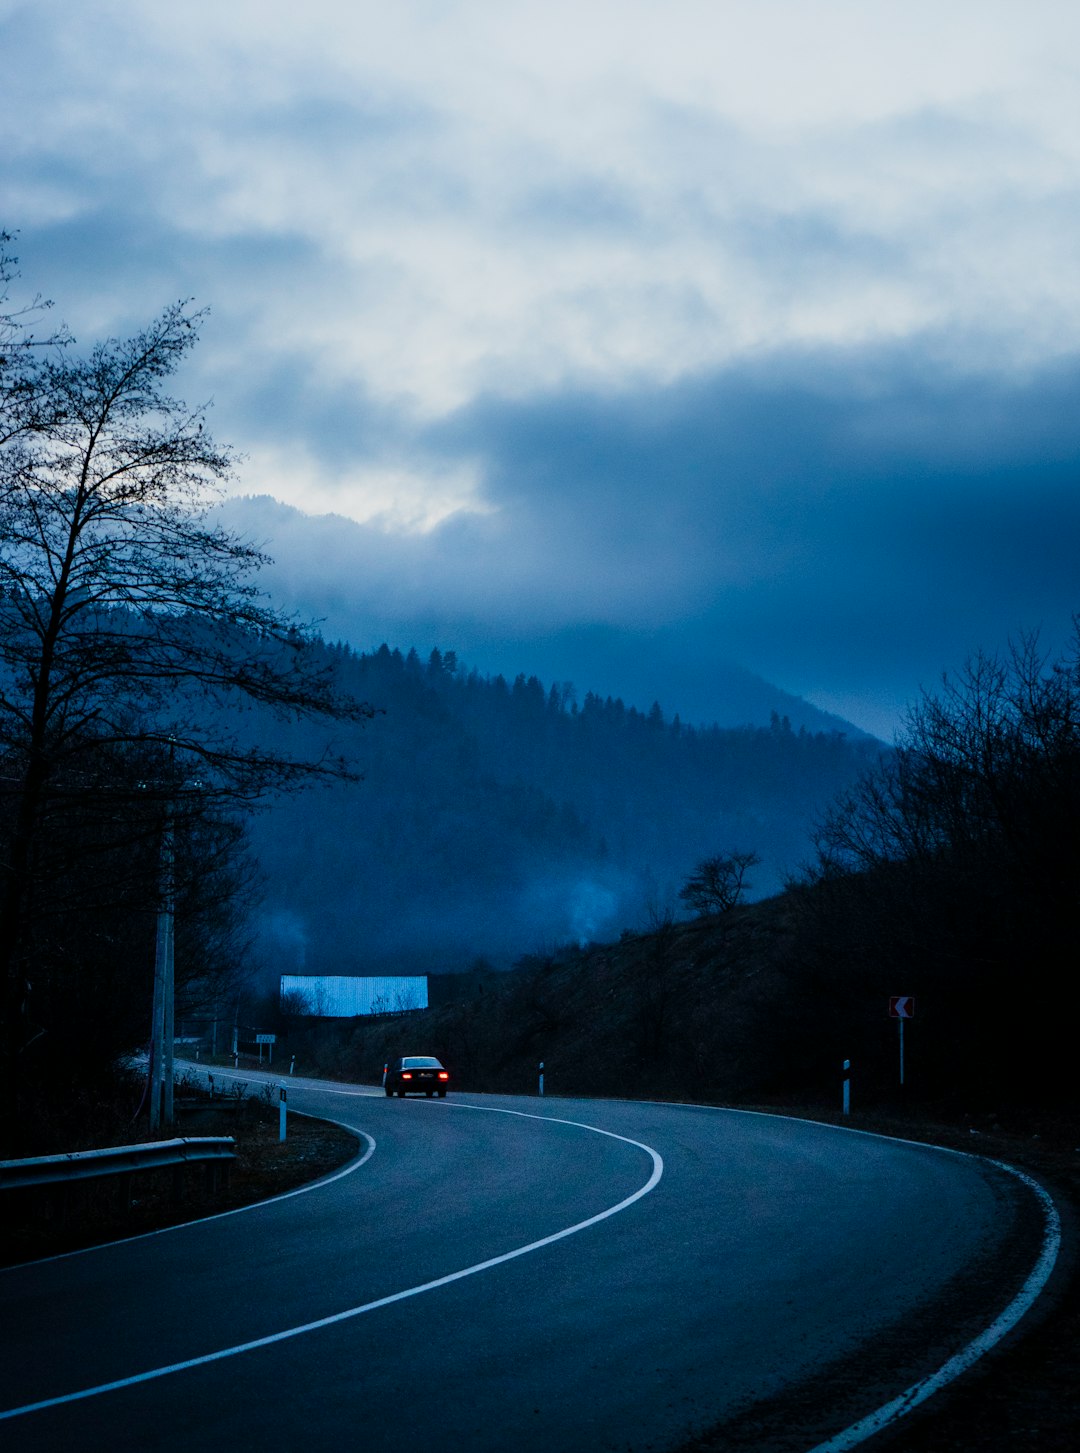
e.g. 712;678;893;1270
0;1061;381;1272
0;1104;663;1424
5;1080;1055;1442
1;1059;445;1275
0;1117;375;1274
656;1101;1062;1453
800;1154;1061;1453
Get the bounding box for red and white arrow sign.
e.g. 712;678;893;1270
889;996;915;1018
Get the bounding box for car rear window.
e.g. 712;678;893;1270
402;1057;442;1068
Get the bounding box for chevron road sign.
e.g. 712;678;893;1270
888;997;914;1085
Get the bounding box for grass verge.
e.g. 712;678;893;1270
0;1098;360;1268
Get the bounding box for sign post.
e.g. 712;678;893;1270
888;997;915;1085
256;1032;276;1067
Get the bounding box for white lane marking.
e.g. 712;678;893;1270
0;1122;375;1274
800;1156;1061;1453
0;1106;663;1423
623;1100;1063;1450
10;1078;1051;1442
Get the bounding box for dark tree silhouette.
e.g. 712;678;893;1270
797;629;1080;1101
0;230;68;447
679;851;761;916
0;254;372;1143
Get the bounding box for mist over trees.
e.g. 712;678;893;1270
282;624;1080;1117
0;227;883;1141
247;641;883;986
8;222;1074;1141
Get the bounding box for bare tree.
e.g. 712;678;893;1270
0;268;372;1141
678;851;760;916
392;982;422;1013
796;629;1080;1101
0;230;68;447
811;633;1080;889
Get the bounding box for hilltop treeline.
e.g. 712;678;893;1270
790;629;1080;1102
272;628;1080;1113
247;642;882;983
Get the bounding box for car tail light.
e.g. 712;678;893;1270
401;1072;413;1080
438;1072;449;1080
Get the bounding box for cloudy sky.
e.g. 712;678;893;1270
4;1;1080;738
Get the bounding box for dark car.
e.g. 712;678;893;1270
383;1056;450;1097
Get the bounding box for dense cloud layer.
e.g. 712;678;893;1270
4;2;1080;735
219;344;1080;737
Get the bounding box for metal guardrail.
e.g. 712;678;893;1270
0;1137;235;1192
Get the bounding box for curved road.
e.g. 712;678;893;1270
0;1077;1049;1452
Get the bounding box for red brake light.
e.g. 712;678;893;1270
401;1072;413;1079
438;1072;449;1080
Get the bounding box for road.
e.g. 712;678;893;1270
0;1077;1052;1452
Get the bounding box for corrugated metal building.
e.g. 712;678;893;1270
280;975;429;1018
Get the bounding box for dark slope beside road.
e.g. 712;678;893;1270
0;1079;1055;1453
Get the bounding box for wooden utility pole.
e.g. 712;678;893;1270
149;815;175;1132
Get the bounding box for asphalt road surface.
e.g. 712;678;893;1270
0;1076;1048;1452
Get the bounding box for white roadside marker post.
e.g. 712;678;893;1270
539;1061;545;1097
842;1058;851;1116
279;1084;287;1142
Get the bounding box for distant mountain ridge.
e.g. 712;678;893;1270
216;494;877;742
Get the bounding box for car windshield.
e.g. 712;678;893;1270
402;1057;442;1068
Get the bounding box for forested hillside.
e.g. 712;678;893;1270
279;628;1080;1115
247;641;884;985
